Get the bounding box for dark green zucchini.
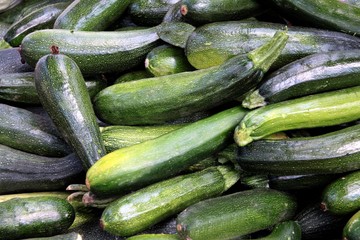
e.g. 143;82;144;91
343;210;360;240
243;50;360;109
100;165;240;237
114;70;153;84
176;188;297;240
236;123;360;175
321;170;360;215
4;2;70;47
0;47;33;74
126;234;180;240
145;44;194;76
53;0;131;31
24;232;83;240
94;30;287;125
86;106;247;196
0;196;75;239
235;86;360;146
34;51;106;169
185;20;360;70
256;221;301;240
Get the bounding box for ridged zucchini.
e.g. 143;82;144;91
94;30;288;125
176;188;297;240
0;47;33;74
34;52;106;169
343;210;360;240
235;86;360;146
86;106;247;196
236;123;360;175
185;20;360;70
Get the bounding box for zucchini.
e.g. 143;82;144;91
114;70;153;84
20;27;160;74
145;44;194;76
256;221;301;240
24;232;83;240
0;47;33;74
4;2;69;47
34;51;106;169
243;50;360;109
343;210;360;240
0;0;22;13
126;234;179;240
185;20;360;70
176;188;297;240
94;30;288;125
86;106;247;196
0;103;71;157
270;0;360;34
235;86;360;146
236;123;360;175
0;72;106;105
321;170;360;215
53;0;131;31
0;196;75;239
100;165;240;237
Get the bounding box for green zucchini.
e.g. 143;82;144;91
270;0;360;34
34;52;106;169
24;232;83;240
243;50;360;109
0;196;75;239
100;165;240;237
235;86;360;146
86;106;247;196
53;0;131;31
126;234;180;240
0;0;22;13
4;2;69;47
0;103;71;157
343;210;360;240
255;221;301;240
94;30;288;125
0;72;106;104
185;20;360;70
176;188;297;240
114;70;153;84
236;123;360;175
0;47;33;74
321;170;360;215
145;44;194;76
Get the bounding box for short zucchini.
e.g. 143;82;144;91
343;210;360;240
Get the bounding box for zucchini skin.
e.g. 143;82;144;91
176;188;297;240
20;27;160;74
0;48;33;74
0;103;71;157
237;124;360;175
321;170;360;215
35;53;106;169
114;70;153;84
243;49;360;109
185;20;360;70
24;232;82;240
54;0;131;31
235;86;360;146
100;166;240;237
343;210;360;240
126;234;179;240
0;196;75;240
256;221;301;240
86;106;247;196
0;145;83;194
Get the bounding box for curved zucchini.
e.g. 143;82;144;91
94;30;288;125
243;50;360;109
185;20;360;70
86;106;247;196
0;47;33;74
176;188;297;240
321;170;360;215
126;234;179;240
235;86;360;146
20;27;160;74
0;196;75;240
100;166;240;236
34;52;106;169
343;210;360;240
237;123;360;175
256;221;301;240
53;0;131;31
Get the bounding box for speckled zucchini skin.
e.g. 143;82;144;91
343;210;360;240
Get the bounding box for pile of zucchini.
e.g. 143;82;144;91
1;0;360;239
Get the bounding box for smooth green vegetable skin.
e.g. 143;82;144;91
126;234;180;240
185;21;360;70
24;232;82;240
20;27;160;74
34;53;106;169
86;106;247;196
271;0;360;34
114;70;153;84
237;124;360;175
176;188;297;240
100;166;240;236
54;0;131;30
321;170;360;215
343;210;360;240
0;196;75;240
235;86;360;146
256;221;302;240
